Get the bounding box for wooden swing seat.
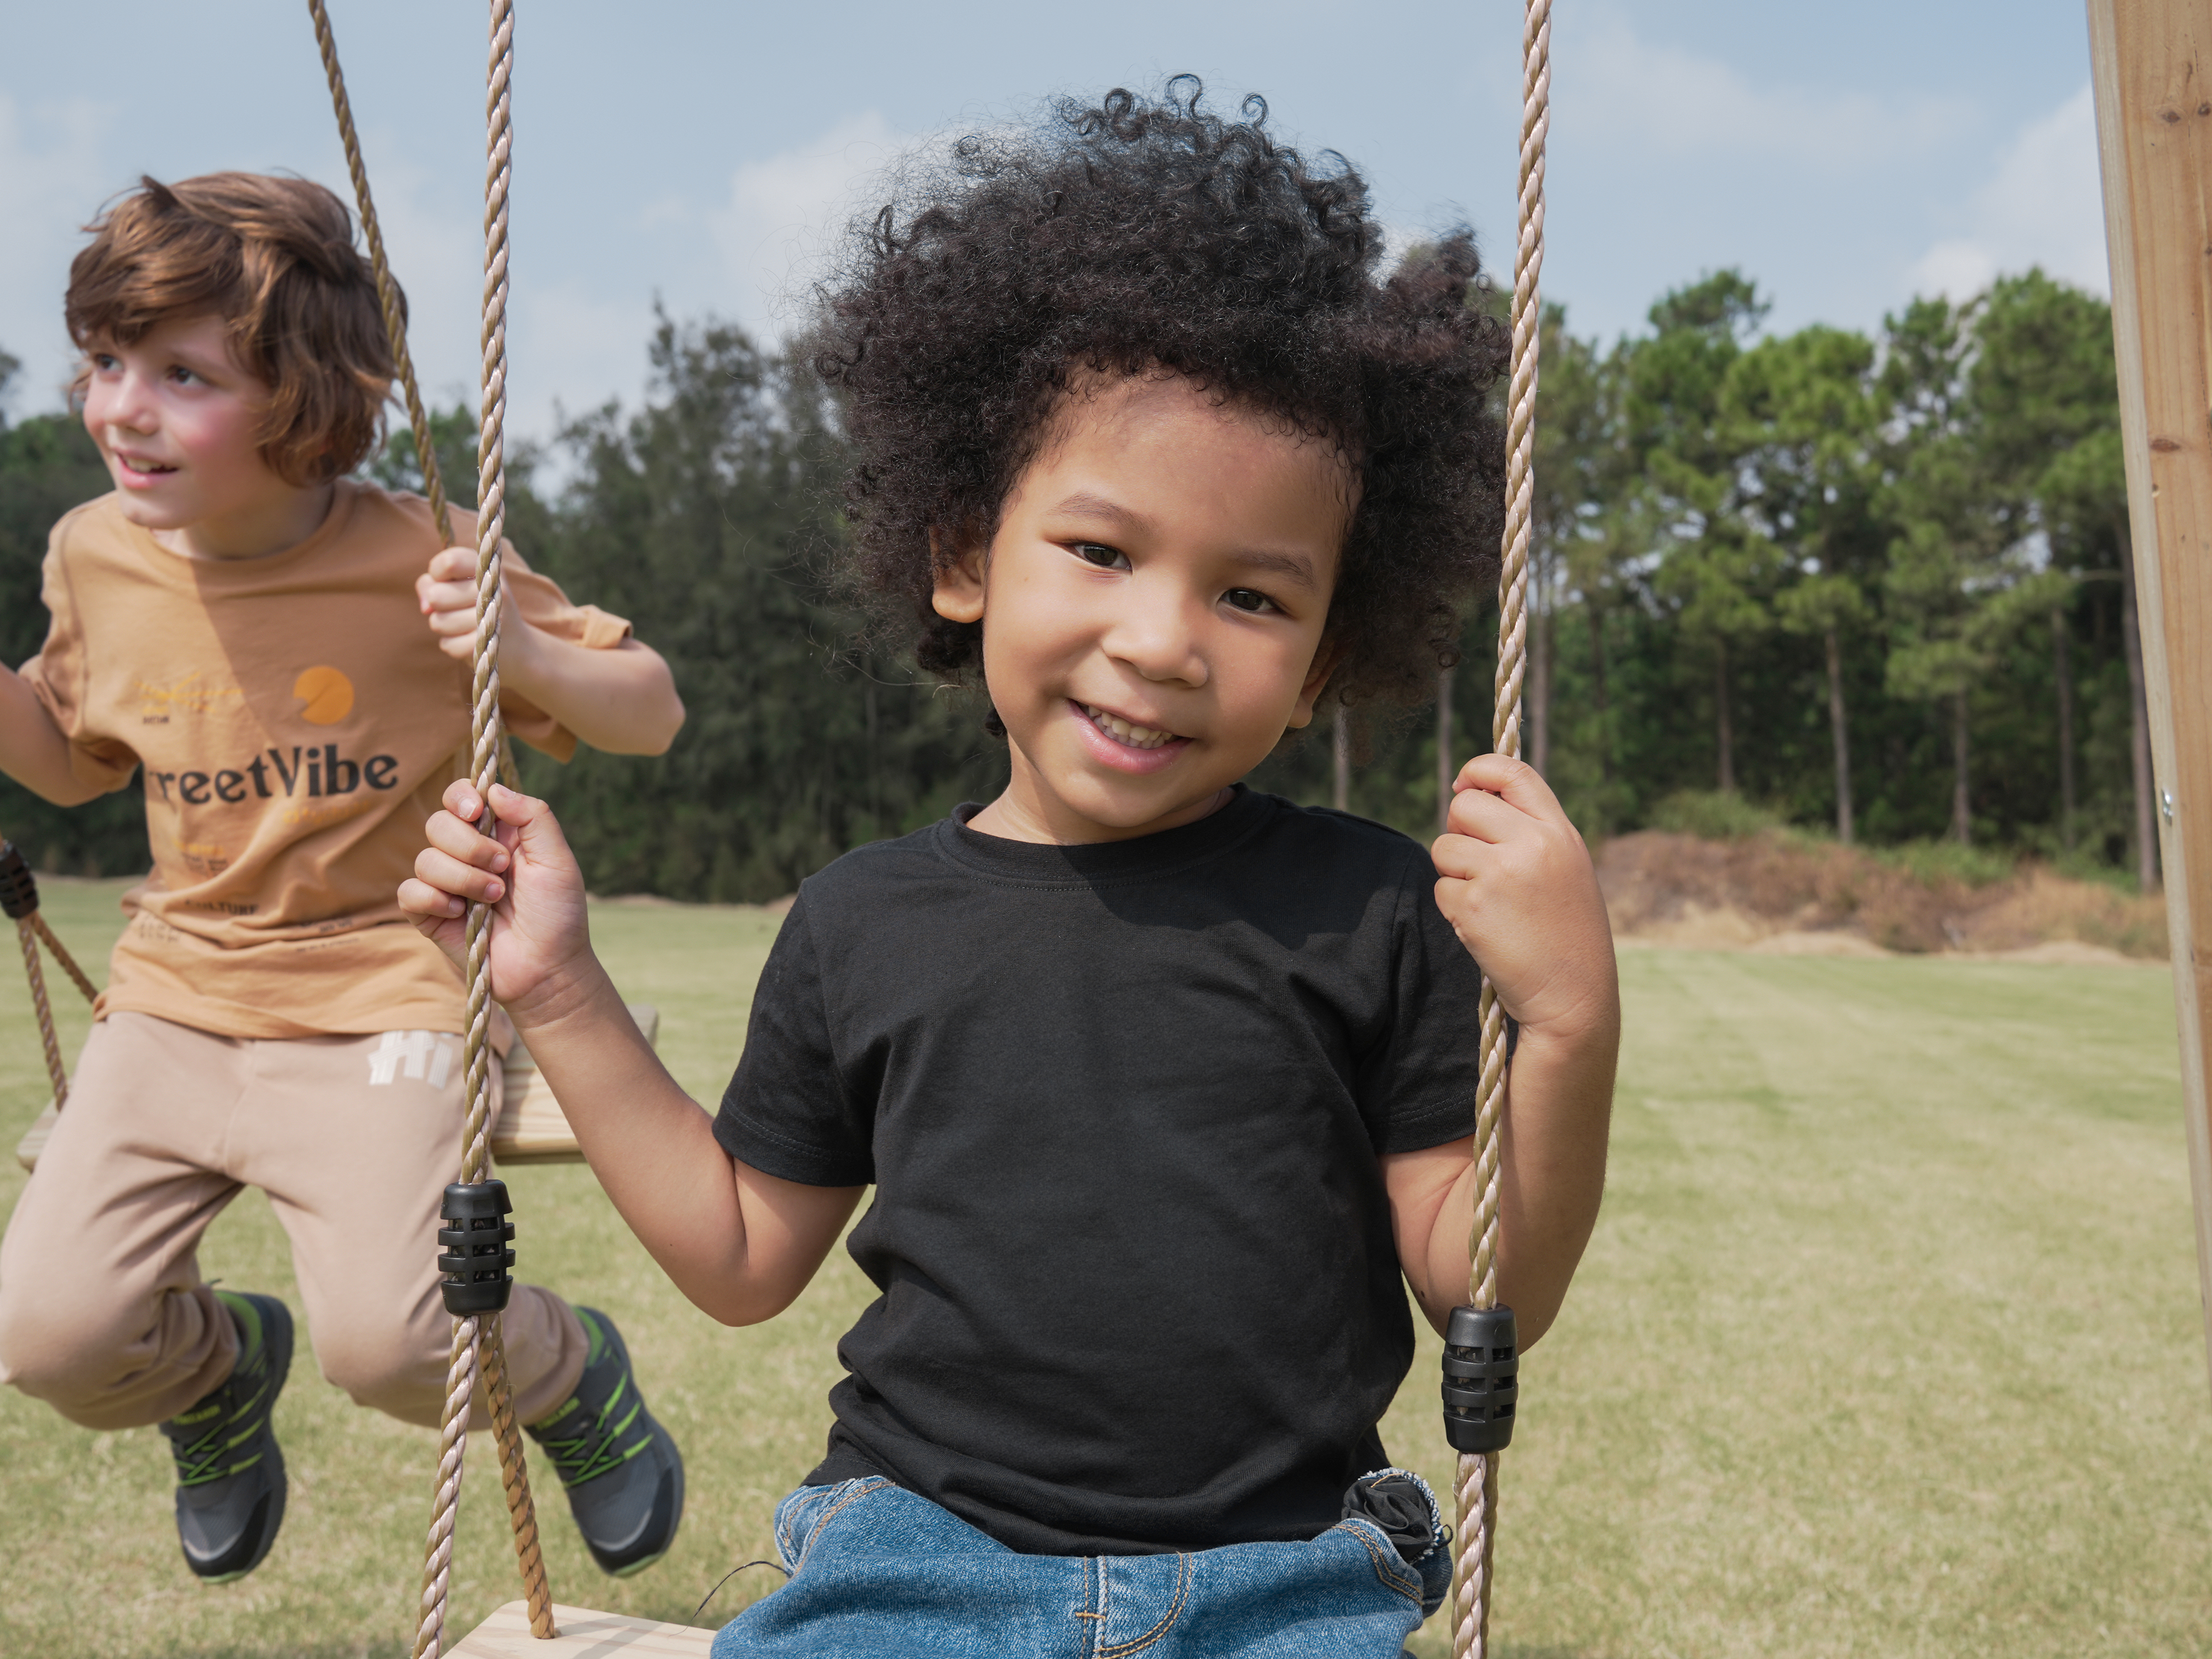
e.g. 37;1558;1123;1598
492;1003;659;1165
10;1003;657;1173
450;1599;716;1656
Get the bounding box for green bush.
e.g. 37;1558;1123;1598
2046;844;2148;896
1877;837;2017;888
1647;789;1782;840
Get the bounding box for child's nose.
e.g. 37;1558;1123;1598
96;373;157;434
1104;582;1209;686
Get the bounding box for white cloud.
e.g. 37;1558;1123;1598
1572;13;1968;175
708;111;904;340
512;283;658;442
342;132;485;423
0;93;117;417
1907;85;2107;301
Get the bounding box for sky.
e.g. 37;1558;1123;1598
1;1;2109;447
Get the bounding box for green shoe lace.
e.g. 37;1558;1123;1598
530;1310;658;1490
166;1291;278;1488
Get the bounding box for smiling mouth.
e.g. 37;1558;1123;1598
1081;703;1184;751
114;454;179;477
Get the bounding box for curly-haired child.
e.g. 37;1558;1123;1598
401;84;1618;1657
0;174;689;1585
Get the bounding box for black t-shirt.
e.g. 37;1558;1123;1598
713;787;1484;1556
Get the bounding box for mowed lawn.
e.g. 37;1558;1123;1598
0;880;2205;1657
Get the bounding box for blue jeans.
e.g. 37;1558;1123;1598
711;1469;1451;1659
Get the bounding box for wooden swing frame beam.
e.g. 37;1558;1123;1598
2088;0;2212;1394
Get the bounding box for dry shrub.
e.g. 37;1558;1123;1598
1597;831;2169;958
1957;867;2169;957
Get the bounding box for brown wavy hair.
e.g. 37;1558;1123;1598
66;173;394;486
812;80;1509;708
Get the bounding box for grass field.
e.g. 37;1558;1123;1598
2;881;2206;1657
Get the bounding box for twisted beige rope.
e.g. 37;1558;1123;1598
1452;3;1547;1657
32;915;97;1006
307;0;455;548
413;1314;480;1659
404;1;553;1651
462;0;515;1199
3;836;95;1115
311;0;521;800
483;1319;555;1621
15;900;96;1112
18;919;67;1108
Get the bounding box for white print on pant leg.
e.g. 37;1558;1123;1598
365;1031;460;1089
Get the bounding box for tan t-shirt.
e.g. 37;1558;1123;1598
20;481;634;1039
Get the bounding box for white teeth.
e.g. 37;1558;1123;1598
1082;703;1178;750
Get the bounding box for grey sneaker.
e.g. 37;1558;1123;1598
524;1306;685;1575
159;1291;293;1583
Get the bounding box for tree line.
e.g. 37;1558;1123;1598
0;265;2150;901
1509;267;2148;889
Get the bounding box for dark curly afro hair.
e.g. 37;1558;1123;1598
811;77;1509;709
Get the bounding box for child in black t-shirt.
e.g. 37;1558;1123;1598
400;82;1618;1658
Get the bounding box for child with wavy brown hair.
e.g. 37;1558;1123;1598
402;84;1618;1657
0;172;689;1587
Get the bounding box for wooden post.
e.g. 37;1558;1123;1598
2088;0;2212;1391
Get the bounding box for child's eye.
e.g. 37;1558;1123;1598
91;353;118;373
166;365;202;387
1224;587;1277;614
1071;541;1129;571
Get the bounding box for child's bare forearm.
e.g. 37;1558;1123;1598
509;956;856;1324
503;629;685;756
0;667;101;806
1389;1004;1617;1347
1486;1011;1616;1343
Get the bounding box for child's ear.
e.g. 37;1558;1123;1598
1284;641;1342;732
930;529;987;625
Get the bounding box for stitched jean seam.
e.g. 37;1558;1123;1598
1093;1550;1191;1657
1333;1520;1423;1605
789;1478;893;1573
772;1486;832;1569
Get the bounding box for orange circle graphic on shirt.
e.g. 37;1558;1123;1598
293;666;355;726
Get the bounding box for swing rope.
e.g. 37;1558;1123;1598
1451;2;1547;1656
300;6;545;1649
319;0;550;1649
33;914;98;1006
3;841;97;1111
18;920;69;1108
411;7;550;1647
309;0;521;793
306;0;456;552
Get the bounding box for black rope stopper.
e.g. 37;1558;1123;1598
0;840;39;922
438;1179;516;1314
1442;1304;1518;1453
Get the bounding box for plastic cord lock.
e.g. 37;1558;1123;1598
0;841;38;922
1442;1304;1518;1453
437;1180;516;1314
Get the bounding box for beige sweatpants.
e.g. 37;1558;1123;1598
0;1010;587;1432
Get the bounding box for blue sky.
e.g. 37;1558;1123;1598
2;1;2106;444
